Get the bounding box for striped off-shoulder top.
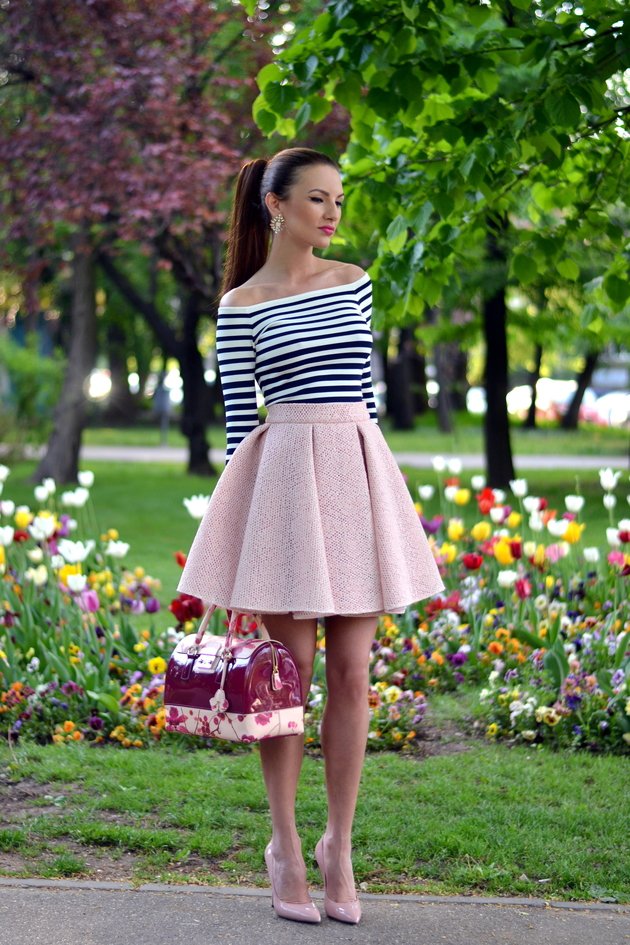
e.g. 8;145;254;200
216;272;378;462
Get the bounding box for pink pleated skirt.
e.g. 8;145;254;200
177;402;444;619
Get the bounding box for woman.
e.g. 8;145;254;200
178;147;444;924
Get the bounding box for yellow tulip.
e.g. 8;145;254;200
447;518;465;541
439;542;457;564
471;521;491;542
534;545;546;567
454;488;471;506
14;509;33;529
494;541;514;566
506;511;522;529
564;521;585;544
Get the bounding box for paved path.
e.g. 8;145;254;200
0;879;628;945
75;444;628;470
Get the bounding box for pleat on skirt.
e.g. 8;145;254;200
177;402;444;619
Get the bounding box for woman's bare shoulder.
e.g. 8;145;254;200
219;284;262;308
322;262;367;285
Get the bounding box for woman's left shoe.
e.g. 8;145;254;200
265;844;322;924
314;837;361;925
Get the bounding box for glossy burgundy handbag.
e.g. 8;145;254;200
164;605;304;742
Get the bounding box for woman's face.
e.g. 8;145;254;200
267;163;344;249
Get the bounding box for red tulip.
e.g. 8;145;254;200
515;578;532;599
462;552;483;570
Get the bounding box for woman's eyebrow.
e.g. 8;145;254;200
308;188;345;198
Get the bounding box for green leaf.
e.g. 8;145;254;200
256;62;283;92
545;91;581;129
87;690;121;714
294;101;311;132
512;253;537;285
603;274;629;308
385;214;408;254
239;0;257;14
557;258;579;281
401;0;418;21
475;69;500;95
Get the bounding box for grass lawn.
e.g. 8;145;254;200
1;732;628;902
81;413;630;458
2;460;623;630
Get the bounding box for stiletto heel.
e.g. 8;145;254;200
264;844;321;924
314;837;361;925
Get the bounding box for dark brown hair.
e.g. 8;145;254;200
220;148;339;297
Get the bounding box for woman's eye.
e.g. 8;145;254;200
310;197;323;203
336;202;344;208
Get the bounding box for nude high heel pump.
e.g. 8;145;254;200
264;844;321;924
314;837;361;925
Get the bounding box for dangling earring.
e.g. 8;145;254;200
270;214;285;235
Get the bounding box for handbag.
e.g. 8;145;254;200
164;605;304;742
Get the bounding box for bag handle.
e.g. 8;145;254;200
194;605;267;645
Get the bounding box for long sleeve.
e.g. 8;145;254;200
216;306;259;463
356;277;379;424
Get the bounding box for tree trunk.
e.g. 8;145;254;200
561;351;599;430
483;221;515;487
434;342;453;433
179;290;213;475
34;228;97;483
102;320;138;423
385;329;415;429
524;343;543;430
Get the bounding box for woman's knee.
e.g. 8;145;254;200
326;663;370;704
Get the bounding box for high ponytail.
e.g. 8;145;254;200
220;148;339;299
220;158;269;297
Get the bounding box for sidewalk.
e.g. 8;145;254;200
76;444;629;470
1;878;628;945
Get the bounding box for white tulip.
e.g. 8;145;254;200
28;515;56;541
418;485;435;501
73;487;90;508
0;526;14;546
489;507;505;524
431;455;446;472
599;467;621;492
444;485;458;502
43;477;56;495
78;470;94;488
66;573;87;593
34;485;49;503
0;465;10;482
105;540;130;558
471;475;486;491
529;513;544;532
57;539;95;563
606;527;621;548
183;494;211;519
67;517;78;532
523;541;536;558
509;478;528;498
25;565;48;586
27;548;44;563
564;495;584;513
446;458;462;474
50;554;65;569
603;494;617;511
497;569;518;588
523;496;540;514
0;500;15;516
493;489;506;504
547;518;569;538
60;491;77;507
617;518;630;531
583;547;600;563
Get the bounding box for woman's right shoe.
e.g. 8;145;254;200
314;837;361;924
264;844;321;924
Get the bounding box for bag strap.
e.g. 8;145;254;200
194;605;267;646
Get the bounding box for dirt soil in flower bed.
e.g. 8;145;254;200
0;722;480;883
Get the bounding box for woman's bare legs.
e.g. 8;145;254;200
319;614;379;902
258;612;318;903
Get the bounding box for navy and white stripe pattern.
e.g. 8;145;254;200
216;273;378;462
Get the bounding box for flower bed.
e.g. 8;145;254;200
1;462;628;753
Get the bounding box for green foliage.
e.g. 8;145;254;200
0;334;64;450
253;0;629;327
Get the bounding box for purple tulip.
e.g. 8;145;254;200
145;597;160;613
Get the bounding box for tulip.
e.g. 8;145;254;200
583;547;600;563
78;470;95;487
497;569;518;588
494;540;514;566
462;552;483;570
515;577;532;599
489;506;505;524
547;518;569;538
66;573;87;593
603;494;617;511
565;495;584;513
28;513;56;541
446;458;462;474
493;489;506;504
57;539;95;563
43;477;56;495
444;485;459;502
471;521;491;542
599;467;621;491
418;485;434;501
25;564;48;586
563;521;585;544
529;513;544;532
183;494;211;519
0;465;9;482
471;474;486;491
105;540;130;558
454;488;471;505
431;455;446;472
509;478;528;498
76;589;100;612
522;496;540;514
447;518;465;541
606;528;621;548
34;485;50;503
0;526;14;547
27;548;44;563
0;500;15;516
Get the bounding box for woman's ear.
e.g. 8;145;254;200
265;192;280;216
